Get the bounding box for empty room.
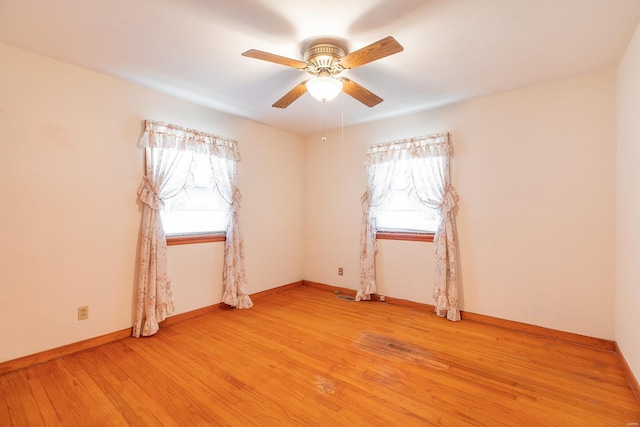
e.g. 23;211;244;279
1;0;640;425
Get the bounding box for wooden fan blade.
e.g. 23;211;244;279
339;36;404;70
272;80;309;108
242;49;308;69
341;78;383;107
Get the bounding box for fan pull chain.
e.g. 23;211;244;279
321;102;327;142
341;91;344;156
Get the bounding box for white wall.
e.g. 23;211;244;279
0;42;304;362
616;21;640;383
304;69;617;339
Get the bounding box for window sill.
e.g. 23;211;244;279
166;233;226;246
376;231;435;242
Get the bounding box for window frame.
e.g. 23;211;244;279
376;231;434;242
166;233;226;246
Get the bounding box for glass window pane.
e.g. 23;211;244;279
160;154;230;236
375;159;440;233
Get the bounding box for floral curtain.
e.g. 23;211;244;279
358;159;397;301
133;120;252;337
208;152;253;309
358;132;460;321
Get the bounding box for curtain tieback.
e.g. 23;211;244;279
361;190;372;211
137;177;164;210
440;185;459;214
233;189;242;206
226;189;242;214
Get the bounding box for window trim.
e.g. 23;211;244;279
166;233;226;246
376;231;434;242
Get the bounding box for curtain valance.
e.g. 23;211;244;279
139;120;241;162
365;133;452;165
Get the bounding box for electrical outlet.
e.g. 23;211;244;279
338;267;343;276
379;295;386;302
78;306;89;321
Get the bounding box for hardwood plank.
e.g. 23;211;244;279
64;351;159;426
91;344;182;426
29;361;87;425
98;341;223;426
0;370;45;426
24;368;62;427
53;358;130;425
0;285;638;426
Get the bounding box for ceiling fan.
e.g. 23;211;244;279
241;36;404;108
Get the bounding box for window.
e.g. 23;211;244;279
370;156;442;242
359;133;459;313
160;152;229;244
375;158;440;236
136;119;251;328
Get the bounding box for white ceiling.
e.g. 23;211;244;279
1;0;639;136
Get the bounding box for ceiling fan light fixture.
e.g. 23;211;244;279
306;72;343;103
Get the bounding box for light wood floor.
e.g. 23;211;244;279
1;285;639;426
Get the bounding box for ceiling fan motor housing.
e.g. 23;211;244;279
304;44;345;72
